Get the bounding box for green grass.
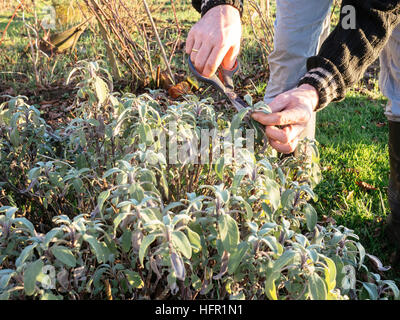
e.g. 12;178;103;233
314;86;400;280
1;0;398;280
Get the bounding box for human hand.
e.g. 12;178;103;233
185;5;242;77
251;84;319;153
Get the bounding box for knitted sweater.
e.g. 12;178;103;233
192;0;400;111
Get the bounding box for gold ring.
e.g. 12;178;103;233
192;49;199;53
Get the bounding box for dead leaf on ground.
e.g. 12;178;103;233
168;81;192;99
356;181;377;191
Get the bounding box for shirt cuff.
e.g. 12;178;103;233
201;0;243;17
298;58;346;111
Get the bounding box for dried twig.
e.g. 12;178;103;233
142;0;175;85
0;2;23;46
247;0;275;70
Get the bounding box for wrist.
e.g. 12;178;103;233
205;4;241;17
299;84;319;111
201;1;243;18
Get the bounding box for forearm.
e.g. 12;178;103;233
191;0;244;17
298;0;400;110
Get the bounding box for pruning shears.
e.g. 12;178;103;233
187;56;250;112
188;56;268;143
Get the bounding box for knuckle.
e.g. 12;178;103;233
205;62;216;72
213;33;225;45
276;113;284;123
281;133;290;144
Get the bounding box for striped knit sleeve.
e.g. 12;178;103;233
192;0;244;17
298;0;400;111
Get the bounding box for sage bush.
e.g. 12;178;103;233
0;61;398;300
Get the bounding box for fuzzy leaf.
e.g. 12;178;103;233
172;230;192;259
124;270;144;288
308;273;328;300
304;203;318;232
139;234;157;266
170;251;185;281
24;259;44;296
218;213;240;253
51;246;76;268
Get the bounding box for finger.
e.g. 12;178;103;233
190;39;202;69
185;29;195;54
194;43;213;75
252;108;310;127
269;137;299;154
265;124;306;144
202;45;229;78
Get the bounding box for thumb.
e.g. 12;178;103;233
268;94;290;113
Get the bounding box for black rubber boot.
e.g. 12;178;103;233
385;121;400;267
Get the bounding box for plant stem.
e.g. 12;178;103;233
142;0;175;85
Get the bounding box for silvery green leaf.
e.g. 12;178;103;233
97;190;110;212
365;254;391;272
186;228;201;252
214;156;225;180
51;246;76;268
172;230;192;259
170;252;185;281
162;202;183;215
281;189;296;209
0;271;15;290
3;206;18;219
230;107;250;136
380;280;400;300
264;179;280;211
243;94;253;107
294;234;309;248
14;218;36;236
24;259;44;296
228;242;249;274
171;214;191;227
306;248;318;263
262;235;280;254
246;222;258;234
216;189;230;204
253;101;271;114
40;292;63;300
356;242;366;269
16;243;38;268
94;76;109;105
102;168;122;179
362;282;378;300
272;250;297;273
139;234;157;266
218;213;240;253
323;256;337;292
83;235;107;264
124;270;144;288
308;273;327;300
304;203;318;232
113;211;132;232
